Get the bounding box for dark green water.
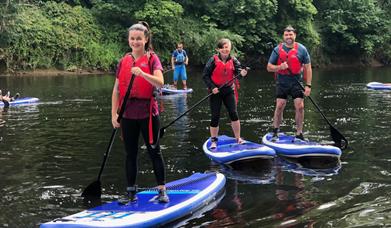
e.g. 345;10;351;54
0;67;390;227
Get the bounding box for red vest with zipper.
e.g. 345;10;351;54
277;42;302;75
117;53;156;144
118;54;154;102
211;55;235;87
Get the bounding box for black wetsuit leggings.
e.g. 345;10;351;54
121;116;166;187
209;89;239;127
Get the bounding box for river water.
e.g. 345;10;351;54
0;66;390;227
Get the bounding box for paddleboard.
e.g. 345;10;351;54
203;135;276;165
161;87;193;95
366;82;391;90
262;132;342;158
0;97;39;107
40;172;226;228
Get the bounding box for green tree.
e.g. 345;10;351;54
314;0;390;63
275;0;320;51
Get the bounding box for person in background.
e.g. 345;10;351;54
202;38;248;149
171;42;189;89
111;21;169;204
266;25;312;141
0;90;20;108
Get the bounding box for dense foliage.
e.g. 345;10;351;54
0;0;389;73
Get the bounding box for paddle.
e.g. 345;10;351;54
162;67;174;74
294;80;348;149
151;68;249;149
82;73;136;198
270;46;348;149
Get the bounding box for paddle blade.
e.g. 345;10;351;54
330;125;348;150
81;180;102;198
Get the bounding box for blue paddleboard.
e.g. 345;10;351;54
262;132;342;158
366;82;391;90
203;135;276;164
40;172;226;228
161;87;193;95
0;97;39;107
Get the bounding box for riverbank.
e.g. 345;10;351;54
0;68;113;77
0;58;387;77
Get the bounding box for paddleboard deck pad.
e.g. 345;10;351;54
0;97;39;107
366;82;391;90
262;132;342;158
203;135;276;164
40;172;226;228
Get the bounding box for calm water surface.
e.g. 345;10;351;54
0;67;391;227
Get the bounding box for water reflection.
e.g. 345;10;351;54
220;159;276;184
273;166;318;227
1;68;391;227
204;181;245;227
278;157;342;177
159;93;190;132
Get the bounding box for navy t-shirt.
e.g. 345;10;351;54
268;42;310;65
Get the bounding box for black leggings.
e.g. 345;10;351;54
209;89;239;127
121;116;166;187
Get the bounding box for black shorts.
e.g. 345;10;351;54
275;75;304;100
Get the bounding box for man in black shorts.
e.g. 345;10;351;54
266;26;312;140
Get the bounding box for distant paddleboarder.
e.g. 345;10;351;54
171;42;189;90
0;90;20;108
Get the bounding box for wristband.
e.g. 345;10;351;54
305;84;312;88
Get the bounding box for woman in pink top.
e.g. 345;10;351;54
111;21;169;204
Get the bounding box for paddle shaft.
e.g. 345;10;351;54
293;79;334;126
161;74;242;131
162;67;174;75
96;73;136;181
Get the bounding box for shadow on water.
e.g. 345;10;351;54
278;156;342;177
220;158;276;185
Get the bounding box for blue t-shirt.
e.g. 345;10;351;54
268;42;310;65
172;49;187;65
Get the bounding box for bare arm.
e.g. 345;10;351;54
132;67;164;88
171;56;175;69
303;63;312;85
111;79;120;128
303;63;312;96
267;62;288;72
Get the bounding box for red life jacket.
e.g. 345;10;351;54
277;42;302;75
117;53;156;144
211;55;235;87
118;53;154;101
